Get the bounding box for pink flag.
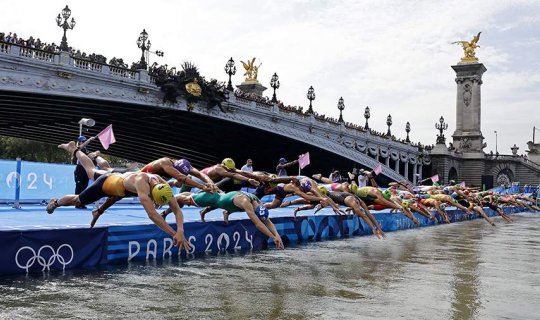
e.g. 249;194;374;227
430;174;439;183
97;124;116;150
298;152;310;169
373;163;382;175
460;181;466;188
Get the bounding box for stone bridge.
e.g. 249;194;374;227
430;150;540;187
0;42;429;182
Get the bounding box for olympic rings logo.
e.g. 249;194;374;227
15;244;74;272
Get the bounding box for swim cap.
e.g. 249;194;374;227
173;159;192;175
317;185;328;195
401;200;410;208
300;180;312;192
222;158;236;170
255;205;269;221
450;192;458;199
151;183;173;206
279;158;287;164
442;187;451;194
382;189;392;200
350;183;358;194
78;136;87;142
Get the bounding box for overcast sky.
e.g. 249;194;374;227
3;0;539;154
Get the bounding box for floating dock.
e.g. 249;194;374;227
0;203;526;276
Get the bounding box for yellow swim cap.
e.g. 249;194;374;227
317;185;328;195
350;183;358;194
222;158;236;170
151;183;173;206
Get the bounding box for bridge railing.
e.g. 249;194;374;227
485;153;540;171
109;65;136;80
0;42;57;63
72;57;103;72
0;41;142;83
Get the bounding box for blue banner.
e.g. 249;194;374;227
0;160;75;201
0;228;107;275
107;221;268;262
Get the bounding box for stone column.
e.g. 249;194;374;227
413;163;418;185
237;81;267;96
451;62;487;153
395;159;400;175
404;161;409;181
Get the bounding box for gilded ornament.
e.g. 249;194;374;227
453;32;481;64
240;57;262;82
185;79;202;97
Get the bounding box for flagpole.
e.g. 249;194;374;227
298;154;302;176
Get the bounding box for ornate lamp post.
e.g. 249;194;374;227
386;114;393;136
405;121;411;142
136;29;150;70
306;86;315;114
494;130;498;154
56;5;76;52
435;116;448;144
364;106;371;130
270;73;280;103
337;97;345;123
224;57;236;91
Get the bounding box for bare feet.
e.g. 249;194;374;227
293;207;300;220
161;208;171;220
199;208;206;223
58;141;77;154
199;206;212;222
46;198;59;214
223;210;230;224
90;208;102;228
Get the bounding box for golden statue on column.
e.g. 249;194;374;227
453;32;481;64
241;57;262;83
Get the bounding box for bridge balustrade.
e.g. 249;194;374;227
19;47;55;63
109;66;136;79
72;57;103;72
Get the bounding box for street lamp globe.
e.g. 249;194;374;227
61;5;71;19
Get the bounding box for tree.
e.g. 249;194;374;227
0;136;70;163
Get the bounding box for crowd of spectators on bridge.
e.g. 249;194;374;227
0;31;143;70
0;32;60;53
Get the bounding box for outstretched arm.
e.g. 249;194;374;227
135;177;177;237
169;196;190;251
263;219;284;249
235;196;280;242
162;164;211;191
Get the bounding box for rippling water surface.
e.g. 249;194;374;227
1;213;539;319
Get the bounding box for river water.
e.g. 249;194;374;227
1;213;539;319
